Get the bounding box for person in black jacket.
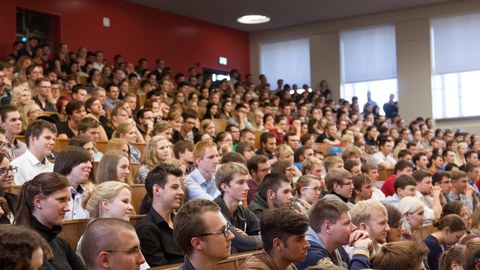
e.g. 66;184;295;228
0;153;17;224
135;164;185;267
14;172;86;270
213;162;263;253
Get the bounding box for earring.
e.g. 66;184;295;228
37;205;42;209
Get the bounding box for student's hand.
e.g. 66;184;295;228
233;227;247;236
431;186;442;199
349;230;370;246
466;184;475;197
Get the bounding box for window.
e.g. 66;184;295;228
431;12;480;119
260;38;311;89
340;25;397;114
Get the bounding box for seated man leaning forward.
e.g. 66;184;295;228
295;198;373;270
213;162;263;252
174;199;235;270
242;208;310;270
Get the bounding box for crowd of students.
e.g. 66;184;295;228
2;39;480;270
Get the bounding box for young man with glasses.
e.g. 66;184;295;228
135;164;185;266
246;155;271;204
172;110;198;143
174;199;235;270
80;218;146;270
432;171;453;203
213;162;263;252
322;168;355;210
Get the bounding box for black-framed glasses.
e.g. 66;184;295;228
105;246;142;256
197;223;231;239
0;166;17;175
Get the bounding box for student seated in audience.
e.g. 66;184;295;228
350;200;390;255
296;198;372;269
381;160;414;197
382;203;404;242
95;150;131;184
397;196;425;239
315;123;341;145
344;160;361;176
371;139;396;169
383;175;417;208
448;170;477;212
0;153;17;224
184;140;220;201
80;218;145;270
242;208;310;270
413;152;429;171
323;156;344;173
33;78;56;112
53;146;92;220
0;105;27;160
373;240;428;270
424;214;466;270
360;163;385;201
292;175;322;215
174;199;235;270
350;174;374;204
77;117;104;161
323;168;355;209
12;120;56;185
236;141;255;161
295;145;315;171
112;122;144;163
56;100;86;139
173;140;195;174
71;84;88;102
135;108;155;141
213;162;263;252
172;110;198;143
256;132;277;160
428;152;444;174
246;154;271;204
442;201;472;232
14;172;86;269
431;170;453;204
151;120;173;142
135;164;184;266
135;135;170;183
413;170;443;223
248;173;293;218
0;225;50;270
438;245;464;270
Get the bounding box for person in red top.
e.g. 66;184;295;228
381;160;414;196
269;115;288;145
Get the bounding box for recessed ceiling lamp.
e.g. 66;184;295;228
237;15;270;24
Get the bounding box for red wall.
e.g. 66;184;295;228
0;0;250;75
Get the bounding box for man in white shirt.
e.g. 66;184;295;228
12;120;56;184
413;170;442;224
371;139;396;169
184;140;220;201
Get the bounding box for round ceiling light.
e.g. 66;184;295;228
237;15;270;24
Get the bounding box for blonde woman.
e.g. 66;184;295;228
201;119;216;138
10;85;32;114
107;105;131;138
112;122;145;163
95;150;132;184
273;144;302;177
104;138;130;159
292;175;322;215
135;136;170;183
21;102;43;131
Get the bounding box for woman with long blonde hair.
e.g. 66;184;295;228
135;136;170;183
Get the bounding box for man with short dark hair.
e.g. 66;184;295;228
173;140;194;174
71;84;88;102
246;155;271;204
323;168;355;209
432;171;453;203
255;132;276;160
242;208;310;270
448;170;477;212
371;139;396;169
174;199;235;270
413;152;429;171
135;164;185;266
294;145;314;171
284;132;300;151
12;120;57;184
0;105;26;160
78;117;104;161
172;110;198;143
248;173;293;218
413;170;442;223
228;103;253;130
33;78;56;112
381;160;414;196
136;108;154;139
315;123;341;145
104;84;120;110
383;175;418;208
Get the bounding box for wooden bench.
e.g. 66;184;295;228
95;141;108;153
131;142;146;155
417;224;437;240
313;143;334;155
150;251;260;270
130;184;147;214
15;135;25;143
253;131;262;150
54;138;71;152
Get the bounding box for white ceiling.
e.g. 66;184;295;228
127;0;453;32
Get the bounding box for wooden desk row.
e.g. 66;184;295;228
151;251;260;270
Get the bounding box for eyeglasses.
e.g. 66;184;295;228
197;223;232;239
105;246;142;256
0;166;17;175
